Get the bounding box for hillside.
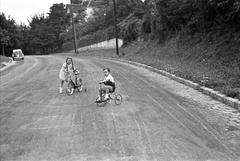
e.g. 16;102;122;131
78;38;240;101
122;39;240;100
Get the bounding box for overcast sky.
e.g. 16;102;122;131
0;0;70;25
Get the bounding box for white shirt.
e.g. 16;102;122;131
104;74;115;83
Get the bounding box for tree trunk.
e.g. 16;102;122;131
2;46;5;56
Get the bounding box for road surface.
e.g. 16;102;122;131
0;55;240;161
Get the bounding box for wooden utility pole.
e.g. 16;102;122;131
113;0;119;56
70;1;78;54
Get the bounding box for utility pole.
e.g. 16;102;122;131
70;0;78;54
113;0;119;56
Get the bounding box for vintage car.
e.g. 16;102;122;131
12;49;24;60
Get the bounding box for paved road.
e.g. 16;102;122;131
0;55;240;161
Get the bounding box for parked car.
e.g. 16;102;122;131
12;49;24;60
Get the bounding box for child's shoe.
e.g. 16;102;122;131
79;86;83;92
95;97;101;103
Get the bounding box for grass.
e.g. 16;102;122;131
0;55;11;63
0;55;11;69
73;39;240;101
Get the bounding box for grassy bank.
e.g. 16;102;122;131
77;39;240;101
0;55;11;68
0;55;11;63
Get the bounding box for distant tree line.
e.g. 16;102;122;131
1;0;240;55
0;3;70;56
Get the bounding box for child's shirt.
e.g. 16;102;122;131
103;74;115;87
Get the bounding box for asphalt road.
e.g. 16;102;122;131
0;55;240;161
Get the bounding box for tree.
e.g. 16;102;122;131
16;23;31;54
31;24;55;54
0;13;19;56
0;29;10;56
47;3;71;50
28;14;47;54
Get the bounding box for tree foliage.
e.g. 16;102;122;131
46;3;70;49
122;0;239;44
1;0;240;55
1;3;70;55
0;13;19;55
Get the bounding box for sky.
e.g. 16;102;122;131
0;0;71;25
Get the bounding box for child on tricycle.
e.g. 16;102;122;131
95;67;122;106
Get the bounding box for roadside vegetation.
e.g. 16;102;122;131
73;0;240;100
0;55;11;68
1;0;239;99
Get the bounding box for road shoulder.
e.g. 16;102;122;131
104;57;240;111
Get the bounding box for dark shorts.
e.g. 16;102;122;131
103;85;115;93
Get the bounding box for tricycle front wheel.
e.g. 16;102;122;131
114;94;122;105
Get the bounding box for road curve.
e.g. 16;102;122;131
0;55;240;161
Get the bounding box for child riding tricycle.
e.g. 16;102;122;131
95;67;122;106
